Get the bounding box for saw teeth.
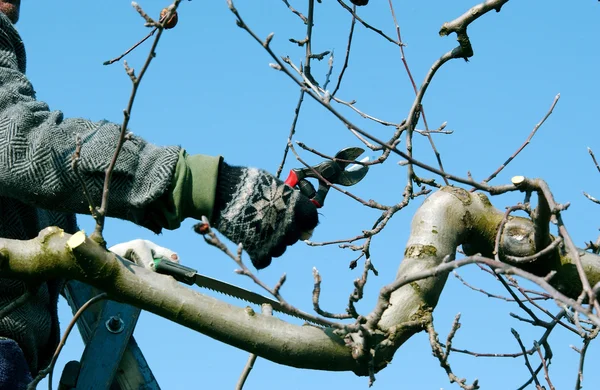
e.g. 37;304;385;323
201;286;326;326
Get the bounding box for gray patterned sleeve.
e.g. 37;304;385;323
0;16;180;230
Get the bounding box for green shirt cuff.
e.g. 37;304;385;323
154;150;222;230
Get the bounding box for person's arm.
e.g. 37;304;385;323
0;15;317;268
0;15;219;232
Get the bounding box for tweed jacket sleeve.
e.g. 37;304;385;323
0;15;186;231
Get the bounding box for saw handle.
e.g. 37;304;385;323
153;258;197;285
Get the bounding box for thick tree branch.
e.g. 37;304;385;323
1;185;598;378
0;228;359;374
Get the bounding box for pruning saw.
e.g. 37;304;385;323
152;258;330;327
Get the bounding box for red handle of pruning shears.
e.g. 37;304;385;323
283;147;369;209
284;170;300;188
285;169;322;208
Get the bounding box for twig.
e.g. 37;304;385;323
336;0;402;47
496;273;548;328
347;259;373;317
331;6;356;97
388;0;449;186
477;93;560;188
91;1;182;244
504;236;562;264
295;141;374;167
28;293;109;390
534;342;555;390
331;96;400;127
583;192;600;204
235;304;273;390
511;328;542;389
275;90;306;178
195;217;340;328
453;271;533;302
322;51;334;91
512;284;580;334
427;316;479;390
312;268;353;320
404;0;512;187
587;147;600;173
415;122;453;136
574;326;599;390
306;188;428;279
448;307;565;363
280;0;308;24
303;0;316;85
103;28;157;66
236;350;258;390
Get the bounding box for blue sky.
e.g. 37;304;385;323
19;1;600;389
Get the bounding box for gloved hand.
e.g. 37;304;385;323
212;162;318;269
154;152;318;269
109;239;180;269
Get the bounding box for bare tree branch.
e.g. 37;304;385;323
478;93;560;188
91;1;183;244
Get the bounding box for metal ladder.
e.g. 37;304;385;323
58;280;160;390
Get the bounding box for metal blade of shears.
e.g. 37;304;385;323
333;147;369;186
334;147;365;166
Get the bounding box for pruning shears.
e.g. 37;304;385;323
283;147;369;208
148;147;369;325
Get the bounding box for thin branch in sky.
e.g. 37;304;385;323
336;0;402;47
388;0;450;186
312;268;354;320
534;342;555;390
427;316;480;390
275;90;306;179
574;326;599;390
511;328;543;389
280;0;308;24
587;147;600;173
90;1;184;245
477;93;560;189
194;217;340;328
331;6;356;98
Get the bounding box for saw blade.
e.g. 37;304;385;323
193;274;331;327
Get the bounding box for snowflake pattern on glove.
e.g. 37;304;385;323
214;167;299;268
252;178;289;229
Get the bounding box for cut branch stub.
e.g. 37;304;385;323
67;231;86;250
512;175;526;186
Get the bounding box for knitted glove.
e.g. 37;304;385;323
213;162;318;269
